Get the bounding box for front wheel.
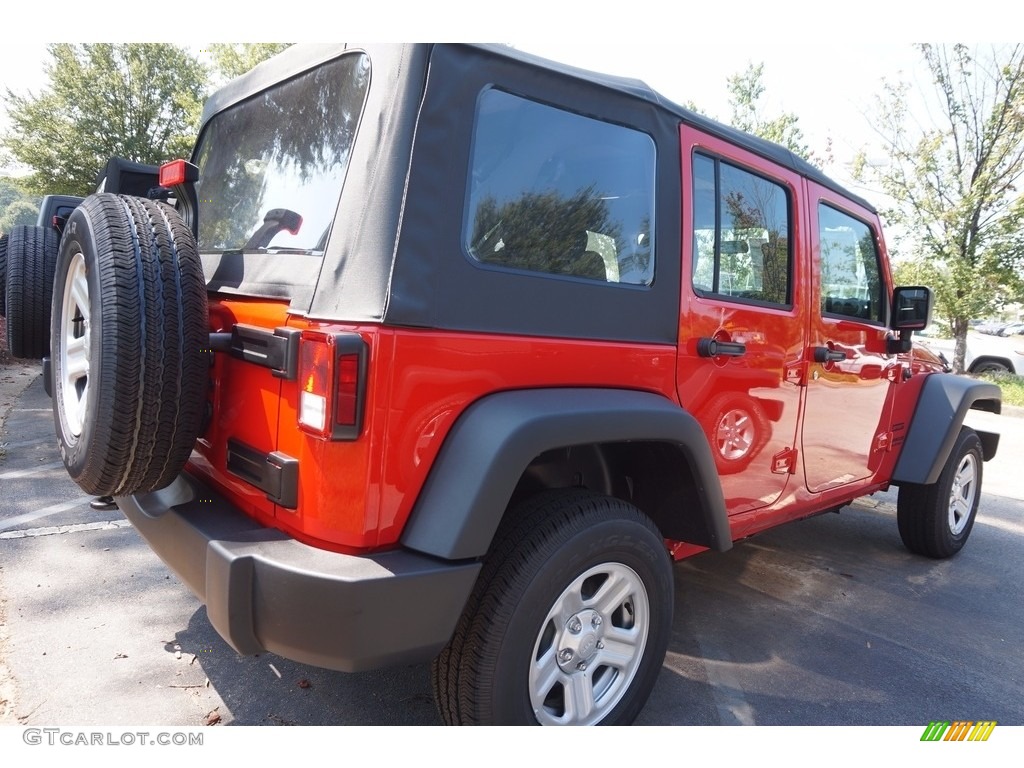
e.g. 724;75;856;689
431;489;673;725
897;426;983;558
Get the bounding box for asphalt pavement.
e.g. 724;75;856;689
1;369;1022;727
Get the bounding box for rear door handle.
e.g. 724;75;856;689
697;338;746;358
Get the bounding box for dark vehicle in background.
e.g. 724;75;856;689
1;159;160;360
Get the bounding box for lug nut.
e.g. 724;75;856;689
559;649;574;663
596;641;604;650
576;661;588;672
591;615;603;628
568;619;582;634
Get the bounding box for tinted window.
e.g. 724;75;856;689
692;154;791;305
818;204;884;323
464;90;655;286
193;53;370;256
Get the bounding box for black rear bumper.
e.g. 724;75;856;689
117;474;480;672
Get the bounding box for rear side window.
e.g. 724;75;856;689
464;90;656;286
818;204;884;323
692;153;792;306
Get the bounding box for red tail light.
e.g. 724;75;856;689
336;354;360;427
298;332;367;440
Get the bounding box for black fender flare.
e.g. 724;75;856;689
892;374;1001;486
400;388;731;561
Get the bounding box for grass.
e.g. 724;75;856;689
976;371;1024;407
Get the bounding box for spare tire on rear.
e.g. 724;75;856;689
51;193;209;496
4;224;59;358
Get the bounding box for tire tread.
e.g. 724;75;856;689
53;193;208;496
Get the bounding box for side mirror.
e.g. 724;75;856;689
891;286;933;331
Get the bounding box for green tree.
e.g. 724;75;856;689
0;177;39;234
0;199;38;232
208;43;291;83
2;44;207;196
727;62;828;166
855;44;1024;372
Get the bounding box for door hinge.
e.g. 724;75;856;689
874;431;895;452
784;361;807;387
771;447;798;474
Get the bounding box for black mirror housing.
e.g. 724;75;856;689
892;286;933;331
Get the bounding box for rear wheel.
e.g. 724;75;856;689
4;225;58;359
51;193;208;496
897;427;983;558
432;489;673;725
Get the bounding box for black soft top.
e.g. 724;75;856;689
199;43;871;211
196;43;874;335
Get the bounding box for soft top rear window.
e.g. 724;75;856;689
193;52;370;256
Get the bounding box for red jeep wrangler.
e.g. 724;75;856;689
42;44;1000;725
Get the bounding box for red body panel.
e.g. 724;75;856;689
192;315;678;552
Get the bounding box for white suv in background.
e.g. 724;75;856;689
918;330;1024;374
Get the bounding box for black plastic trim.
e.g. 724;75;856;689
117;476;480;672
401;388;731;561
892;374;1002;485
228;325;300;380
327;333;369;441
226;439;299;508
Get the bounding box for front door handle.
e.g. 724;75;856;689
812;346;847;363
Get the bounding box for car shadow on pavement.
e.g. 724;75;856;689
171;607;441;726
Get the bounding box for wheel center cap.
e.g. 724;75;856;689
578;634;597;657
557;609;605;672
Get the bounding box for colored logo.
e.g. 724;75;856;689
921;721;996;742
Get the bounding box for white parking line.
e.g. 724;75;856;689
0;461;66;480
0;497;93;532
0;519;130;540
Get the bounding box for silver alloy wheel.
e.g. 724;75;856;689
716;407;754;460
948;451;979;535
529;562;649;725
58;251;90;439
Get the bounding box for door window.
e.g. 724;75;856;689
692;153;791;306
818;204;885;324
